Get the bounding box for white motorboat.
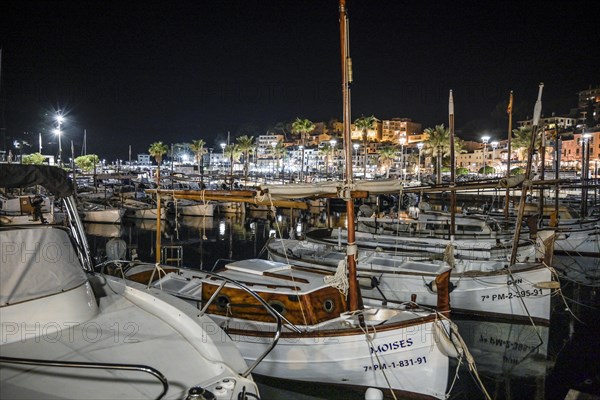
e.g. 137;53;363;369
0;164;260;400
268;236;556;323
0;192;58;225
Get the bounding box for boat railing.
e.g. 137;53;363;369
0;355;169;400
199;270;302;377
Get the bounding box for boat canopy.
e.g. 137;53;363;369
259;178;405;199
0;227;88;306
0;164;73;198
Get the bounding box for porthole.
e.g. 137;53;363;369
216;295;231;311
268;300;287;315
323;299;335;313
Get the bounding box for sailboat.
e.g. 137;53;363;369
106;2;471;398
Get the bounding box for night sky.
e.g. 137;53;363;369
1;0;598;160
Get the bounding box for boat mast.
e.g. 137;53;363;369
510;83;543;265
505;91;513;220
449;90;456;239
339;0;361;311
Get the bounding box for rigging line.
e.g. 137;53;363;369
435;312;492;400
268;193;308;327
505;267;545;344
547;265;588;324
357;313;398;400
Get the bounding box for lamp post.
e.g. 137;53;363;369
417;142;424;182
582;132;592;216
481;136;490;176
329;139;337;177
55;112;64;166
399;135;406;181
491;141;499;176
353;143;359;173
271;141;277;178
220;143;226;174
298;145;304;181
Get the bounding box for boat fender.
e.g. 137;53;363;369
535;281;560;289
358;275;379;290
365;387;383;400
434;321;461;359
425;280;456;293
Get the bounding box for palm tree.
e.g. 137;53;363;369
423;124;450;184
223;144;242;177
189;139;207;183
511;126;542;166
354;115;376;178
377;146;398;178
236;135;255;187
148;141;169;186
272;141;287;182
148;141;168;264
318;142;335;176
291;118;315;181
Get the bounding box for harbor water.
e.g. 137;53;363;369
86;212;600;400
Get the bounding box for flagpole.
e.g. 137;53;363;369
510;84;543;265
504;91;513;220
448;90;456;239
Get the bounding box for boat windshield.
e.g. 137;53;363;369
1;227;88;306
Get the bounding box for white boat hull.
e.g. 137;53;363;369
179;203;215;217
223;318;450;399
81;208;125;223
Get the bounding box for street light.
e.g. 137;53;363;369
353;143;359;170
491;141;499;176
329;139;337;177
220;143;226;174
271;141;277;177
55;112;64;166
481;136;490;176
417;142;424;182
581;132;592;216
399;135;407;181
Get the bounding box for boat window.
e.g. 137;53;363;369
323;299;335;313
216;295;231;311
268;300;286;315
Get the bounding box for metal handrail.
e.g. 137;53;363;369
199;270;302;377
0;355;169;400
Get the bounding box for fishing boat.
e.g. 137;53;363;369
306;226;540;261
122;198;166;220
0;164;261;400
78;200;125;223
357;210;504;237
218;201;246;215
107;257;458;399
169;198;216;217
267;234;556;323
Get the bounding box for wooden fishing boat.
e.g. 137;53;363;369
107;258;459;399
268;236;555;323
